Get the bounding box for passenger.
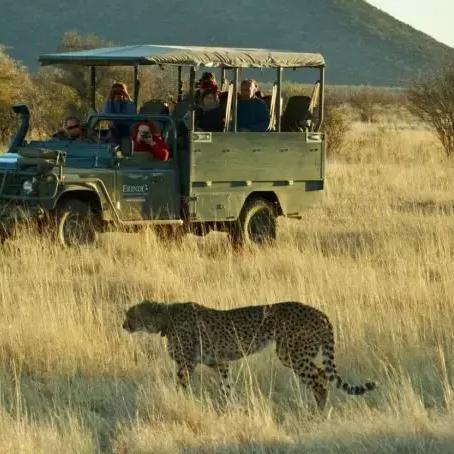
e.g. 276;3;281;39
52;116;84;141
195;91;225;132
102;83;136;114
195;72;218;104
102;82;137;143
132;121;170;161
237;79;270;132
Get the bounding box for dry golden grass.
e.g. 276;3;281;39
0;121;453;453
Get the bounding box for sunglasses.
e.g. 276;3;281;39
67;124;80;130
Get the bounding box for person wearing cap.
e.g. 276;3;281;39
195;72;219;104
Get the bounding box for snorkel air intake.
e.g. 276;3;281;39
8;104;30;153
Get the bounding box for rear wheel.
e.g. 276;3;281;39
229;198;277;247
56;199;100;247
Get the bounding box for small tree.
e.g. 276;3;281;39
349;87;379;123
52;31;177;112
30;70;83;135
324;105;349;156
407;65;454;157
0;47;34;143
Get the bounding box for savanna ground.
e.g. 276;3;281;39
0;115;453;453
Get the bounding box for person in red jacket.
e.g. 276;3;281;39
132;121;170;161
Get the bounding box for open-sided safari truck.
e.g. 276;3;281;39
0;45;326;246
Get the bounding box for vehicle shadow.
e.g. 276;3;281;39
294;230;377;259
0;369;140;452
392;199;454;216
181;435;454;453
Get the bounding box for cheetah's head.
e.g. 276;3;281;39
123;301;169;334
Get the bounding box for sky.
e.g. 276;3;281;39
367;0;454;47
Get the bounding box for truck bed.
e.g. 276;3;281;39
187;131;325;221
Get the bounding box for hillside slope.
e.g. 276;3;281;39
1;0;453;85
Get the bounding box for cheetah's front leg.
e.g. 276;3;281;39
213;363;232;397
175;360;195;390
167;334;196;390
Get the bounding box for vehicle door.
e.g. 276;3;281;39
114;137;180;222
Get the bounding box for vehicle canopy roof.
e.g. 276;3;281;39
39;44;325;69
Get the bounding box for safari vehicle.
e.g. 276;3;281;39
0;45;326;246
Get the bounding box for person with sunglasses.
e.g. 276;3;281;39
52;116;84;141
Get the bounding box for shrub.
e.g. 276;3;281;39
30;70;83;136
407;65;454;157
347;87;387;123
324;105;349;156
0;47;33;143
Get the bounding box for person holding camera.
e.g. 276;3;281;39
102;82;136;115
131;121;170;161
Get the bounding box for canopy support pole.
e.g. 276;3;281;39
177;66;183;102
220;67;226;90
90;66;96;112
189;67;196;100
316;66;325;131
276;67;283;132
233;68;239;133
133;65;140;112
189;66;196;132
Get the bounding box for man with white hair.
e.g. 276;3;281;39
237;79;270;132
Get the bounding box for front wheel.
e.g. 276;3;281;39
229;198;277;247
55;199;100;247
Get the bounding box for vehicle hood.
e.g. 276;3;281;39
0;153;19;171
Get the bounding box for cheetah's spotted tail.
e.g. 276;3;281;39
321;337;376;396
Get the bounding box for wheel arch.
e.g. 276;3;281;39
56;188;103;215
242;191;283;217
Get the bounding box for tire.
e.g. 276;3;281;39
56;199;100;247
230;198;277;247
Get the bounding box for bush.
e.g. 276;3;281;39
407;65;454;157
30;70;83;136
324;105;349;156
0;47;33;143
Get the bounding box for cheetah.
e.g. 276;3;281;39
122;300;375;409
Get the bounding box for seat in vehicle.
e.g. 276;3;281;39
281;96;312;132
139;100;170;115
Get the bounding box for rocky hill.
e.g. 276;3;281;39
1;0;453;85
